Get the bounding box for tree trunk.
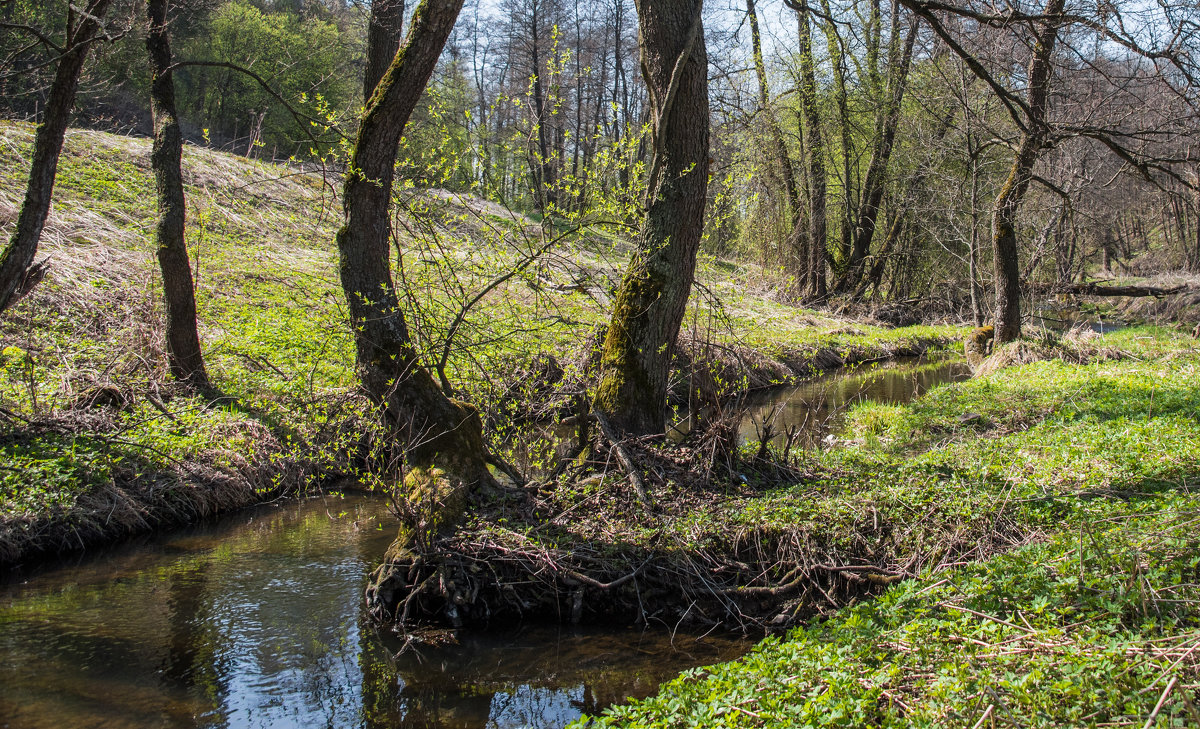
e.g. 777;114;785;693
147;0;209;388
991;0;1064;343
746;0;800;240
338;0;494;616
0;0;114;314
968;149;983;326
528;0;556;212
364;0;406;100
816;0;853;269
790;0;827;298
593;0;709;436
1193;176;1200;272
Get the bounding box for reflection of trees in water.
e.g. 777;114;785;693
355;628;744;729
745;359;972;446
158;557;228;725
4;497;745;729
396;683;495;729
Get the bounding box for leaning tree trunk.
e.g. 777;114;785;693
146;0;208;388
592;0;709;436
336;0;492;616
0;0;114;313
990;0;1064;343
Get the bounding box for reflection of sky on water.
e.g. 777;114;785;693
0;494;748;729
488;685;585;729
207;556;367;728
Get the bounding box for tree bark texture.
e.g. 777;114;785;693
593;0;709;436
0;0;115;314
364;0;406;100
147;0;209;388
991;0;1065;343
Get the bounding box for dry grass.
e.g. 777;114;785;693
974;329;1129;377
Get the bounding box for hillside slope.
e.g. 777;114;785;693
0;123;960;567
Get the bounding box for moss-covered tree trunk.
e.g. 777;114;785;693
592;0;709;436
146;0;209;388
335;0;493;615
0;0;114;314
991;0;1064;343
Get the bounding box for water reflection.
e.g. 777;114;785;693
672;356;973;447
0;495;747;729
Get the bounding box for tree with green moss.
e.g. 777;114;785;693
334;0;507;617
592;0;709;437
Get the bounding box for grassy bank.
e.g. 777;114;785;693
0;122;962;568
576;327;1200;727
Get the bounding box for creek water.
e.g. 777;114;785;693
671;355;973;447
1030;302;1127;333
0;357;972;729
0;494;748;729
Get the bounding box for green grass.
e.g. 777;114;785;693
579;330;1200;728
0;122;962;555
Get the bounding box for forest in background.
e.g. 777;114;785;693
5;0;1199;319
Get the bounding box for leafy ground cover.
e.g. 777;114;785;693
578;328;1200;727
0;122;962;566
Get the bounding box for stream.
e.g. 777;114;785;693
672;355;973;447
0;356;972;729
0;494;748;729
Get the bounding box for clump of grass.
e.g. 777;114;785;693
973;328;1128;377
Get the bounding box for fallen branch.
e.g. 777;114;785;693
1143;676;1177;729
563;566;642;591
1038;282;1189;298
941;602;1036;634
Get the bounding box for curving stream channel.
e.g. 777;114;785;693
0;356;970;729
0;494;747;729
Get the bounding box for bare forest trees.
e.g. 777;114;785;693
592;0;710;436
789;0;828;298
0;0;115;313
902;0;1200;340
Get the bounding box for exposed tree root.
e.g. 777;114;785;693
368;433;1037;636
